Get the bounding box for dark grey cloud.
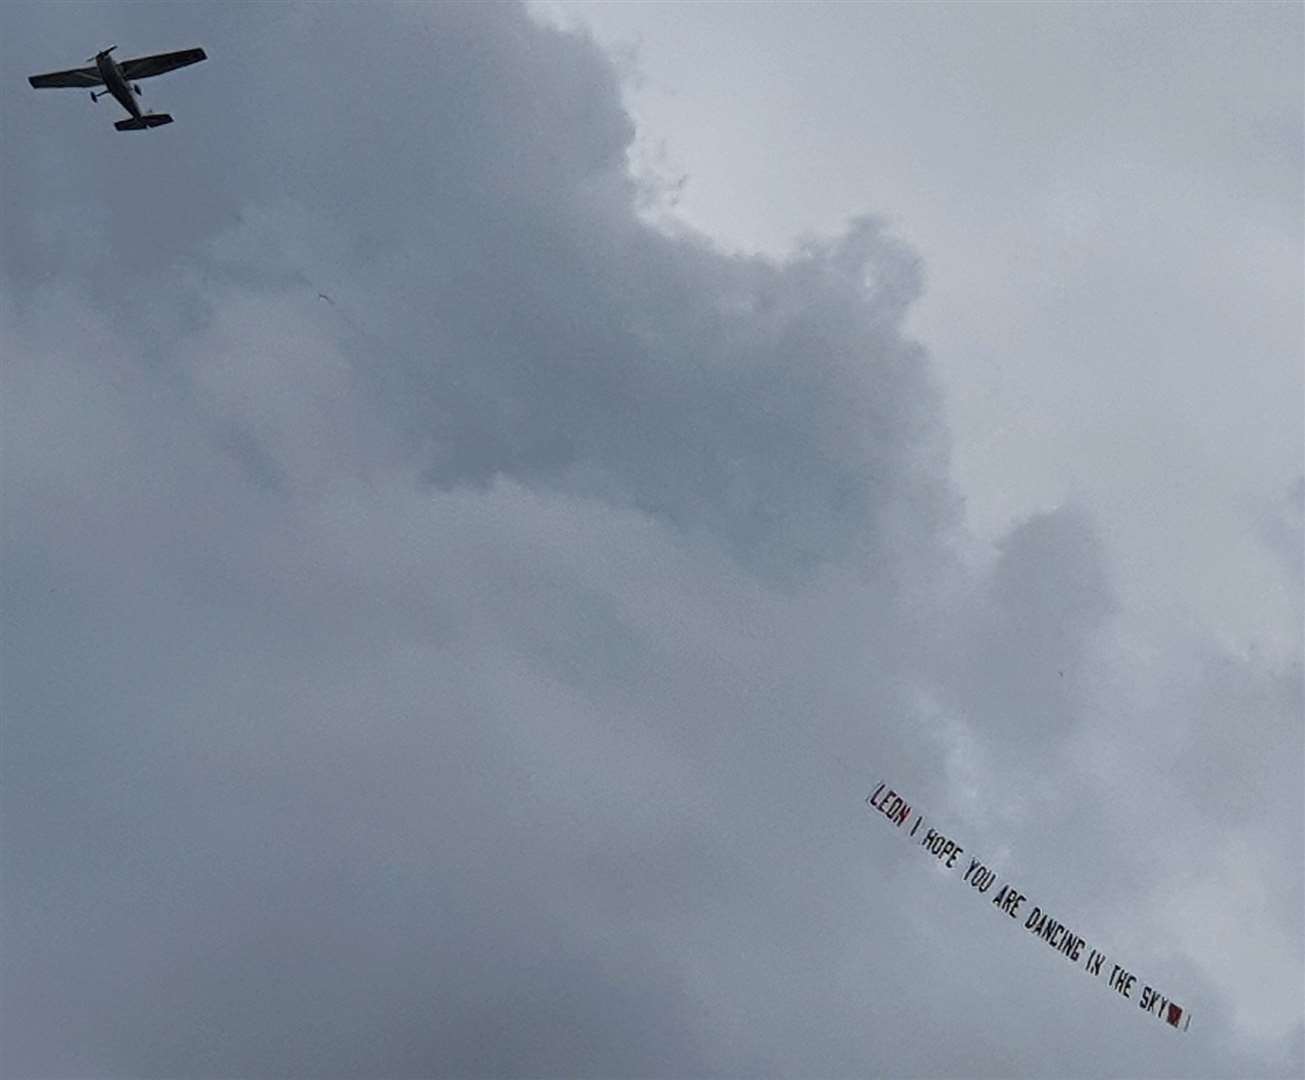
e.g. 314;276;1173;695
2;3;1300;1077
946;506;1116;754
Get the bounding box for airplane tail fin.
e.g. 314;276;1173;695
114;113;172;131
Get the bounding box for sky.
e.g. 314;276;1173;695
0;3;1300;1078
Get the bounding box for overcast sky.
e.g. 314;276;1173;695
1;3;1301;1078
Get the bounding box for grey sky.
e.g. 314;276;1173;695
2;3;1301;1078
540;0;1303;650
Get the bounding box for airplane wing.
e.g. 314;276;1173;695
28;65;103;89
118;48;206;81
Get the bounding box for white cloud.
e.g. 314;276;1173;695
2;3;1300;1077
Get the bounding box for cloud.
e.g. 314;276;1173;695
1;3;1300;1077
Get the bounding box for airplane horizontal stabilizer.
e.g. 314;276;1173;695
114;113;173;131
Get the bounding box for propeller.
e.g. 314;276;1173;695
86;45;116;62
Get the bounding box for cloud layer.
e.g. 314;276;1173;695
2;3;1300;1076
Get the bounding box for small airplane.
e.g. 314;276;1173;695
28;45;206;131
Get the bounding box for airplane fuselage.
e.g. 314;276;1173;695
95;52;140;119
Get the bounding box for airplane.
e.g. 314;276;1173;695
28;45;206;131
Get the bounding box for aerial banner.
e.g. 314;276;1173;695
866;780;1191;1032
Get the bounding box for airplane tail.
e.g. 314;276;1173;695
114;113;172;131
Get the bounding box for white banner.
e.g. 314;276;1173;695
866;781;1192;1032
